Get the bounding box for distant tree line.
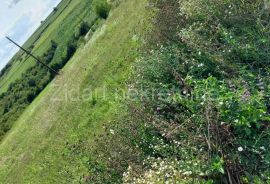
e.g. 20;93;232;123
0;63;12;78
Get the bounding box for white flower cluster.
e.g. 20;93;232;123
123;158;207;184
123;160;183;183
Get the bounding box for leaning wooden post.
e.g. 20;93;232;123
6;36;59;75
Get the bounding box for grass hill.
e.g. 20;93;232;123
0;0;154;183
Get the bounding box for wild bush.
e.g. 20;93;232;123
93;0;111;19
79;22;90;37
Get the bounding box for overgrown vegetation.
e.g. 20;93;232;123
89;0;270;183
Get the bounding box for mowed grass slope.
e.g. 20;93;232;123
0;0;94;95
0;0;154;183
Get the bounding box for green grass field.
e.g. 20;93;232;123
0;0;154;183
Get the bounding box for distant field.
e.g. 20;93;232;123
15;0;72;58
0;0;95;95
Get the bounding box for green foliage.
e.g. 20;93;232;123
51;37;79;71
185;76;269;136
79;22;90;37
128;43;270;182
93;0;111;19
